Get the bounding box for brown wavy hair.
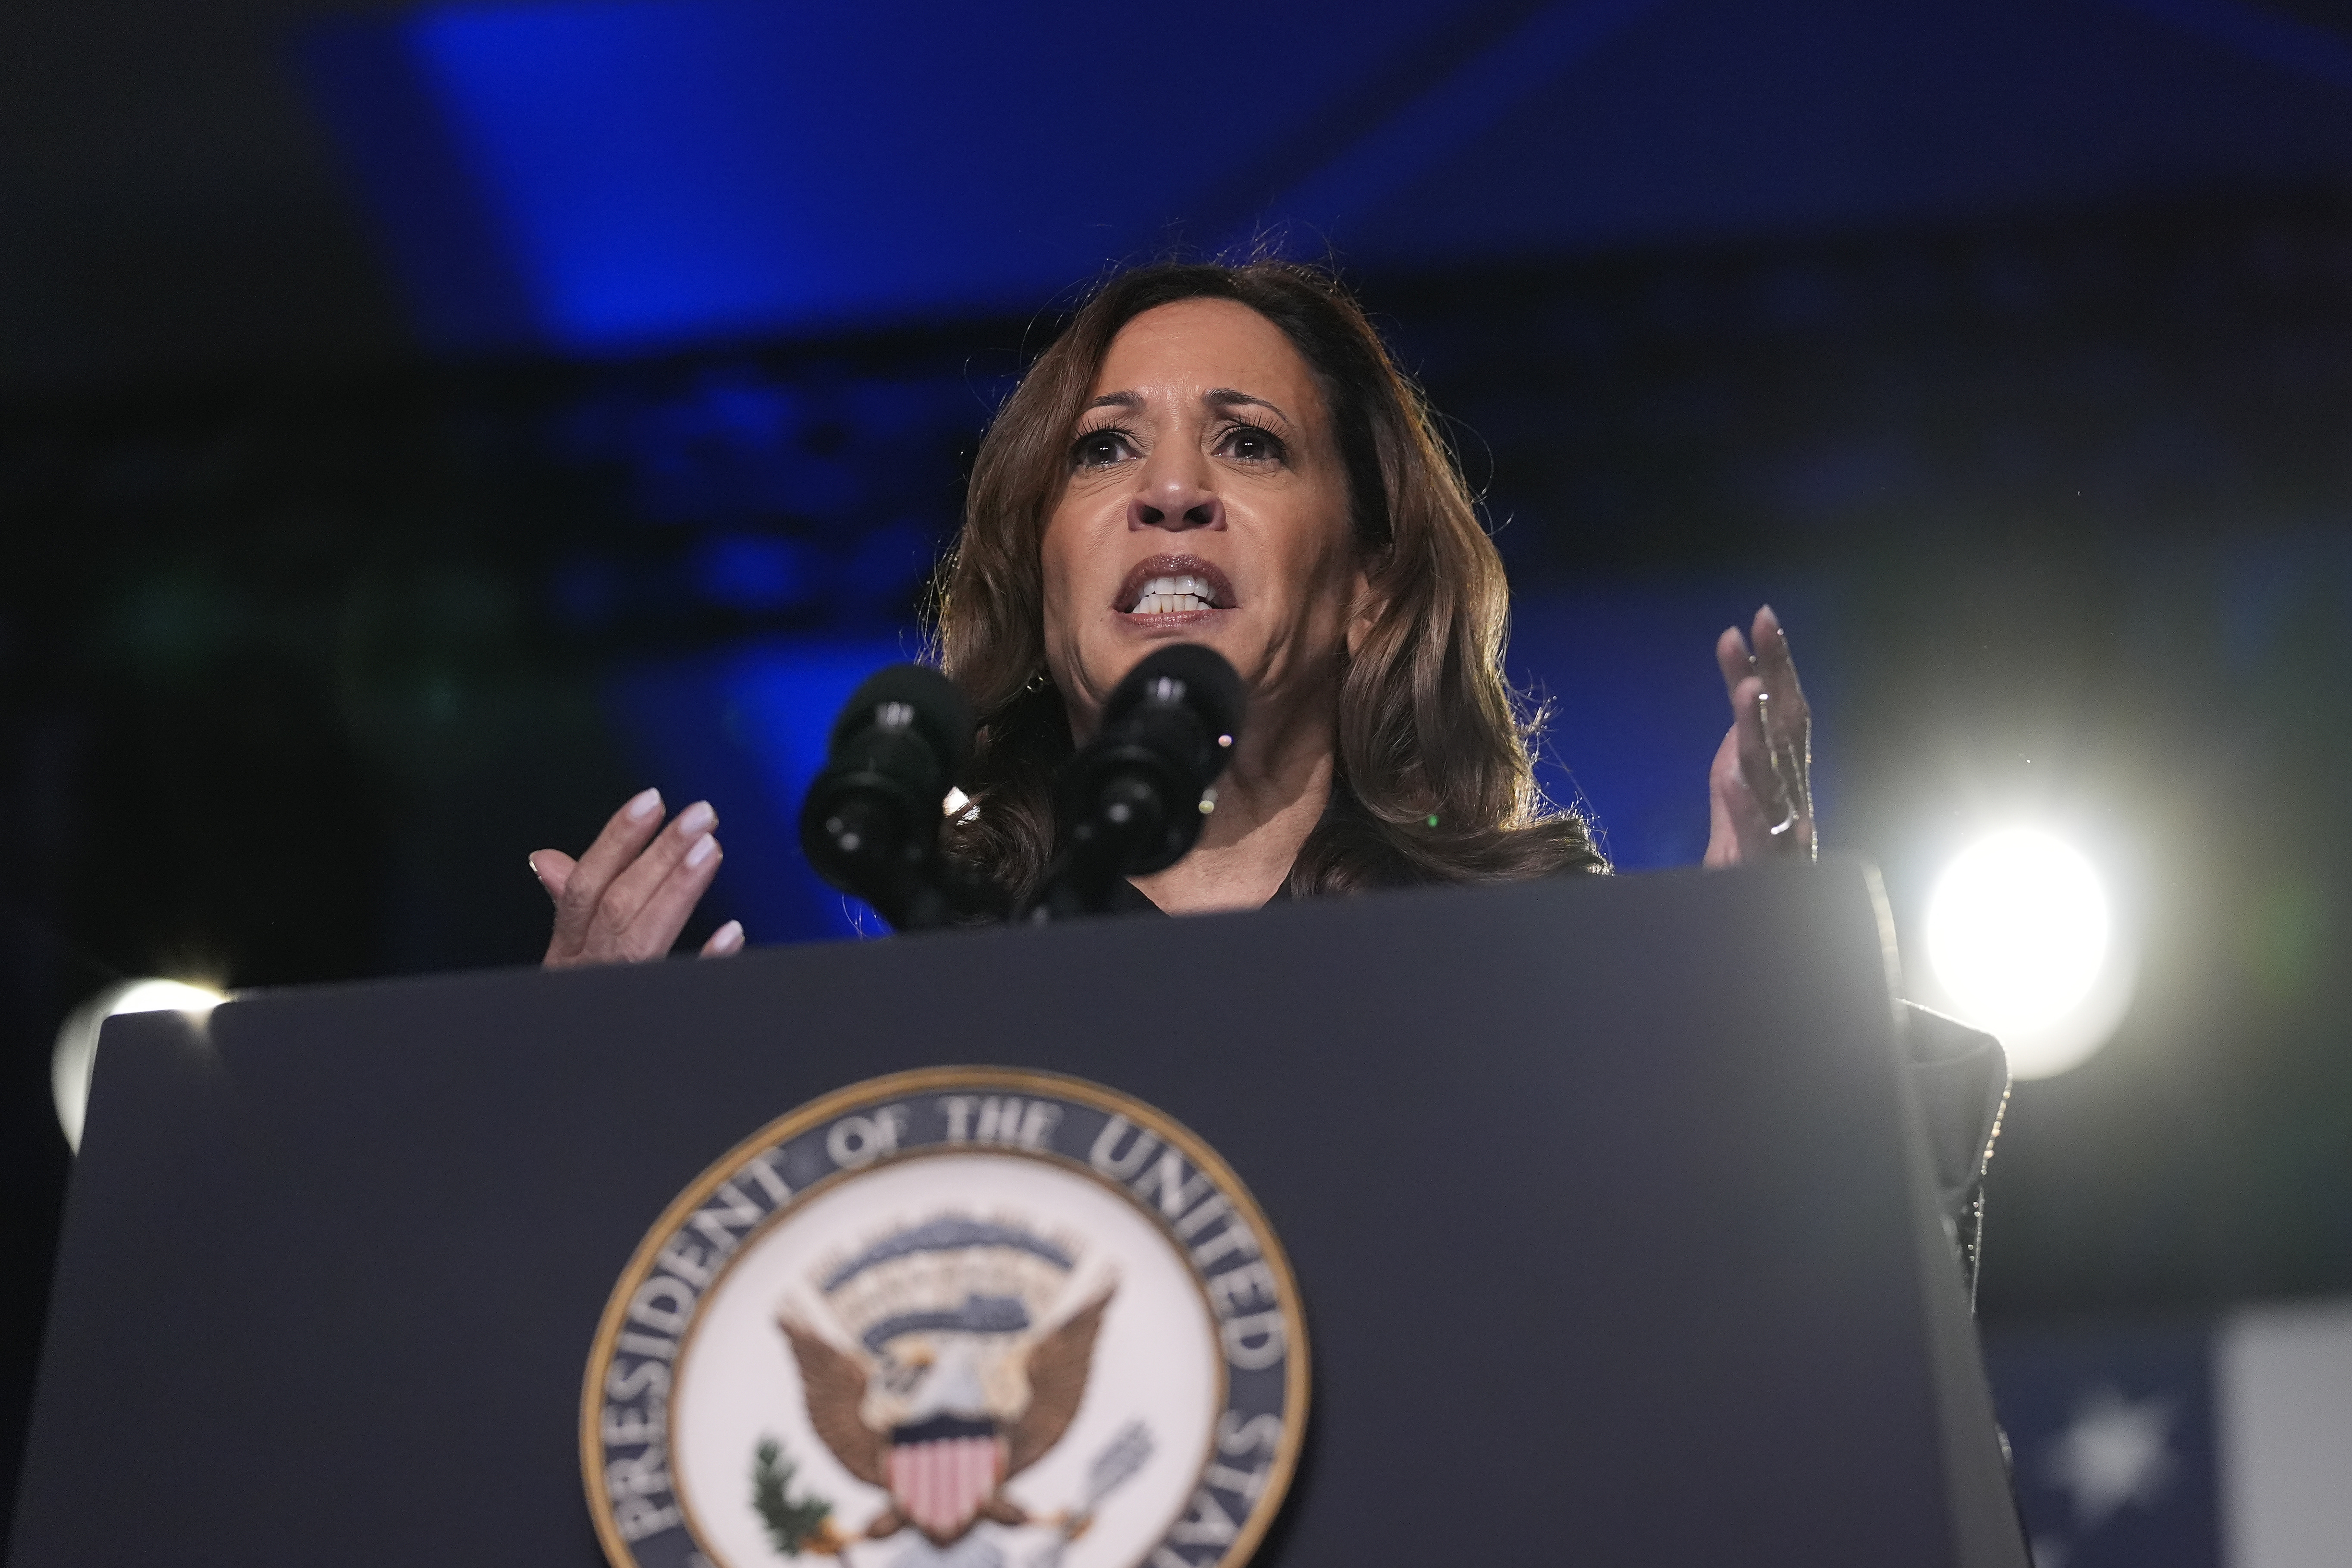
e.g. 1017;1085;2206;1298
933;259;1604;906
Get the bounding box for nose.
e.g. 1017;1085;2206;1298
1127;453;1225;533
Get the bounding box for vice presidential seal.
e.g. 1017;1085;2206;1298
583;1069;1309;1568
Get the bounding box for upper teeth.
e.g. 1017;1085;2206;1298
1132;574;1216;614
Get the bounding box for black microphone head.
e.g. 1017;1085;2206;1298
1047;643;1246;883
1102;642;1245;747
800;663;976;922
827;663;975;781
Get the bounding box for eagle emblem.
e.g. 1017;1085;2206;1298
584;1073;1306;1568
769;1213;1131;1557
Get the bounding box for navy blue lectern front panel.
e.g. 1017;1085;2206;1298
11;861;2015;1567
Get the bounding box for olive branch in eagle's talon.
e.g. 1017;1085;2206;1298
751;1437;844;1557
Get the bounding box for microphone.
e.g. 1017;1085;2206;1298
1034;643;1245;919
799;664;975;931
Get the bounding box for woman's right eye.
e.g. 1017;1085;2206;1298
1072;428;1135;469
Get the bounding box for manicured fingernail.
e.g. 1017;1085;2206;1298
677;800;716;835
626;787;662;821
711;919;744;955
686;833;719;869
526;853;543;882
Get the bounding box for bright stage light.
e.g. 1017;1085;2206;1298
1925;829;2132;1079
51;979;225;1153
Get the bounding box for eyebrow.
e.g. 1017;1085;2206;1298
1082;389;1295;424
1207;388;1293;424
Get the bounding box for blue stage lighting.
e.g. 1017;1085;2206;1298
306;0;1450;354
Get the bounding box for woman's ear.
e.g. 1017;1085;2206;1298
1344;557;1390;659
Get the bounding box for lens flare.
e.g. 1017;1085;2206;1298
1926;830;2128;1078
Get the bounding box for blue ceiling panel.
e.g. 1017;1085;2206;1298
1323;0;2352;266
308;0;1471;353
304;0;2352;355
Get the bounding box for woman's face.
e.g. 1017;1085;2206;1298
1039;298;1368;736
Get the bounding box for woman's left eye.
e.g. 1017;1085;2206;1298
1216;423;1286;464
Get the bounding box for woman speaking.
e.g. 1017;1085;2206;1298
527;259;1811;948
524;260;2000;1275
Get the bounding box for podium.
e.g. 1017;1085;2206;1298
10;859;2025;1567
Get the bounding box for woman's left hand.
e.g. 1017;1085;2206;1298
1703;605;1815;867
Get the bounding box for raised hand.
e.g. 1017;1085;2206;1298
530;788;745;967
1703;605;1816;867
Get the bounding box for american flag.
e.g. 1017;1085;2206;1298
1982;1298;2352;1568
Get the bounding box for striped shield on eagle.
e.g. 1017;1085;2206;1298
778;1214;1114;1548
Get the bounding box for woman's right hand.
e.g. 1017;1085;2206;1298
529;788;745;968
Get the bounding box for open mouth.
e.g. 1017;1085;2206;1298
1116;554;1235;617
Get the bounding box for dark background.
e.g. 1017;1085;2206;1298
5;0;2350;1554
